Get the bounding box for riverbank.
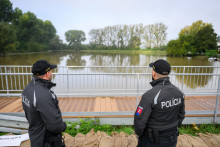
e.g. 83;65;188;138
80;49;167;55
2;49;167;56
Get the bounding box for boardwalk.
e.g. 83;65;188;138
0;96;219;117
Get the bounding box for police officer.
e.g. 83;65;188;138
134;59;185;147
22;60;66;147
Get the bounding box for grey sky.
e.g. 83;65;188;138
11;0;220;44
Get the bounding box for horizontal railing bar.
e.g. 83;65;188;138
1;92;219;97
0;65;220;68
1;73;220;76
1;110;219;117
0;89;218;92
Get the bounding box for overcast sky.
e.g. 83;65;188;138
10;0;220;44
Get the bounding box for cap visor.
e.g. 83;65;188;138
149;62;154;67
51;65;57;69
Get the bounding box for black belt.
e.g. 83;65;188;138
143;127;177;143
159;135;176;142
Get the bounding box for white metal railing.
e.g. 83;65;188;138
0;66;220;96
0;66;220;122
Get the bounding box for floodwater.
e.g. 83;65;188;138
0;50;219;67
0;51;220;95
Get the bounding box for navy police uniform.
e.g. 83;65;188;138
134;59;185;147
22;60;66;147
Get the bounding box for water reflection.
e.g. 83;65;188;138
170;67;215;89
0;51;219;94
166;56;212;66
66;52;86;66
0;51;62;65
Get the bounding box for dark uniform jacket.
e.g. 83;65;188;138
134;77;185;137
22;76;66;147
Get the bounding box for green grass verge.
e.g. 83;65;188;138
180;124;220;136
0;132;7;136
2;119;220;137
64;118;135;136
64;119;220;137
80;49;167;55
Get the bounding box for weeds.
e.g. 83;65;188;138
2;119;220;137
0;132;7;136
179;124;220;136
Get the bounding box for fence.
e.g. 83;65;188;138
0;66;220;96
0;66;220;124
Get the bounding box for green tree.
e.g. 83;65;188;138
0;0;13;22
195;25;217;53
217;35;220;42
12;7;23;26
49;35;63;50
65;30;86;50
153;22;168;48
0;22;18;53
42;20;56;43
143;24;154;49
167;20;217;56
16;12;40;42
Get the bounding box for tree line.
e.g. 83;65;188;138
1;0;218;56
0;0;65;54
88;23;167;50
167;20;218;56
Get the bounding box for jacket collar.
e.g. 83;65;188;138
32;75;56;89
150;77;170;87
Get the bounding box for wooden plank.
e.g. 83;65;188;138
58;98;66;111
81;98;88;112
0;96;220;114
10;98;23;112
77;98;84;112
94;97;101;112
89;98;95;112
73;98;81;112
0;98;21;112
110;98;118;112
100;97;106;112
105;97;112;112
0;98;16;110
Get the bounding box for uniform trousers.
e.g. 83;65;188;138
137;135;177;147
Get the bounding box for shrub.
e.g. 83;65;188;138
205;49;217;57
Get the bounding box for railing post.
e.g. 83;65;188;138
214;75;220;123
136;74;140;106
5;67;9;97
67;67;69;95
181;67;185;90
126;67;128;92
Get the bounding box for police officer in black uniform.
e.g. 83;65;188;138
134;59;185;147
22;60;66;147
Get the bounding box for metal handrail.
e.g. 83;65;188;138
0;66;220;123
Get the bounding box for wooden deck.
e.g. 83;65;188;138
0;96;219;117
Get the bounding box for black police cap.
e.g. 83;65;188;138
149;59;171;75
32;60;57;76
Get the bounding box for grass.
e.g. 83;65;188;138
1;119;220;137
180;124;220;136
64;118;134;136
63;119;220;137
80;49;167;55
0;132;7;136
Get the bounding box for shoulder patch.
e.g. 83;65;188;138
136;106;143;115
